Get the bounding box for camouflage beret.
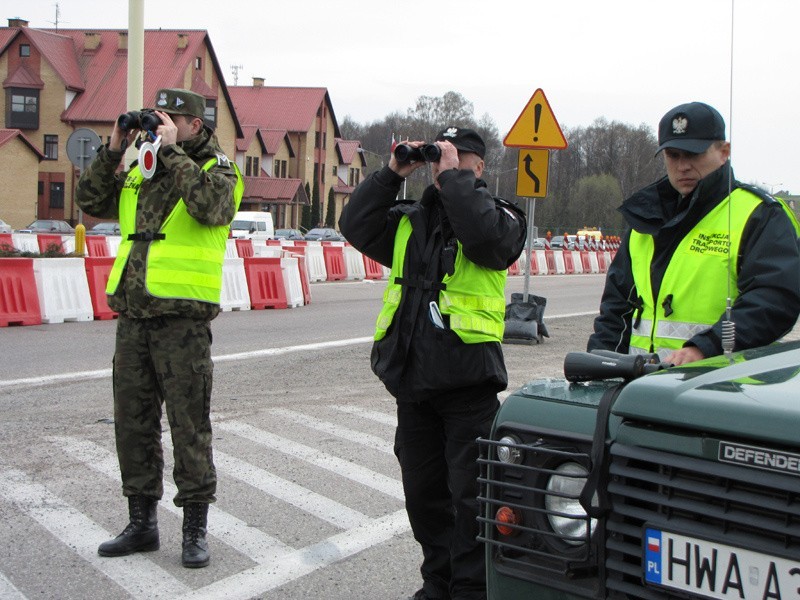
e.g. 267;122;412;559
153;88;205;119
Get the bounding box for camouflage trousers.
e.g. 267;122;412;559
112;315;217;506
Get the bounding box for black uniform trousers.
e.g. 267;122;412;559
394;390;500;600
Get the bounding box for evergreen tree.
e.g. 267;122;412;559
325;187;336;227
311;180;321;227
301;182;312;231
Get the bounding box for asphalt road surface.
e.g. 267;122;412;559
0;273;608;600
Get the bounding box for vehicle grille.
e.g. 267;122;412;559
477;435;601;596
606;443;800;600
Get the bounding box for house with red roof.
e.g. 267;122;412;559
0;129;44;229
0;17;243;228
229;79;365;229
0;17;363;232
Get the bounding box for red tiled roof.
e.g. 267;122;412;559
4;63;45;88
335;139;363;166
0;30;16;53
229;86;341;137
333;176;355;195
17;28;242;136
23;28;85;91
237;125;263;153
0;129;45;159
243;177;307;204
261;129;293;156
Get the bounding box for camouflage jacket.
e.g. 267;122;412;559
75;127;238;320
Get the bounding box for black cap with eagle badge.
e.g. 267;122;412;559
435;126;486;158
657;101;726;154
153;88;206;120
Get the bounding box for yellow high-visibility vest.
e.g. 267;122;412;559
107;158;243;304
375;215;507;344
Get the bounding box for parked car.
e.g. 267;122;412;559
86;222;121;236
531;237;550;250
17;219;74;234
0;218;11;233
549;235;565;249
272;228;305;241
304;227;345;242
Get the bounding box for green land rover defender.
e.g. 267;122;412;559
478;341;800;600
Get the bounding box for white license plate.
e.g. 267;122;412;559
643;528;800;600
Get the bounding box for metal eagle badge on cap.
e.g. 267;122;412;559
672;116;688;135
156;92;169;108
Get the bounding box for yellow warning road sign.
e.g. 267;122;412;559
504;89;567;149
516;149;549;198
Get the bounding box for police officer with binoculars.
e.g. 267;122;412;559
340;126;526;600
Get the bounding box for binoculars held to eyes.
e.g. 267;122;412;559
394;143;442;163
117;109;162;133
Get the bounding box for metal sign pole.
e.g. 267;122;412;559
523;197;536;302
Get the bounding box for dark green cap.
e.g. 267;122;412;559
153;88;205;119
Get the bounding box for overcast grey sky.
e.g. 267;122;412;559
14;0;800;193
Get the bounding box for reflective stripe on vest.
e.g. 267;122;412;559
628;188;761;354
106;158;244;303
374;215;507;344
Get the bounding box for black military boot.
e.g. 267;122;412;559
98;495;159;557
182;502;210;568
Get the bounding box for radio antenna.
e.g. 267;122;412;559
721;0;736;358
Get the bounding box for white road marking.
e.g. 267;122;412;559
177;509;411;600
0;468;189;599
269;407;395;455
216;421;404;499
161;437;371;530
0;337;373;390
0;572;26;600
51;436;293;563
331;404;398;426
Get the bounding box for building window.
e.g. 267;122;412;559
349;168;360;187
332;165;337;177
246;156;259;177
44;135;58;160
323;133;327;149
315;132;320;149
49;182;65;209
194;57;202;69
6;88;39;129
204;99;216;129
20;44;30;57
273;160;287;178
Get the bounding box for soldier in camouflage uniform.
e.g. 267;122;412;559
75;88;243;568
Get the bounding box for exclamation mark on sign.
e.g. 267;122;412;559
533;103;542;143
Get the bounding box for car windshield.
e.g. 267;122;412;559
230;220;253;230
92;223;117;231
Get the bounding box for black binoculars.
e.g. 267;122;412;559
117;109;162;133
394;143;442;163
563;350;668;382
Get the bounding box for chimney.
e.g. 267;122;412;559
177;33;188;50
83;32;101;51
253;77;265;87
118;31;128;50
8;18;29;28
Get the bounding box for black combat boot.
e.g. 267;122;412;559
182;502;210;568
98;495;159;557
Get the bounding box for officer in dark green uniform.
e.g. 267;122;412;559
76;88;243;568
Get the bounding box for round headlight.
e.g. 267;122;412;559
497;435;522;464
544;462;597;545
